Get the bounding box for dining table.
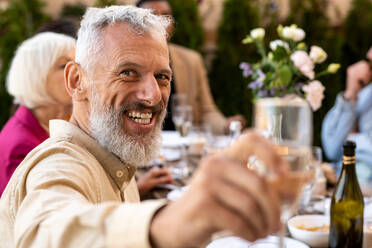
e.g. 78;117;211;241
135;131;372;248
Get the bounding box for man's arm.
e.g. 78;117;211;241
13;152;166;248
322;60;372;161
150;131;285;248
321;93;357;161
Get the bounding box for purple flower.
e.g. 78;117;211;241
248;69;266;90
269;89;277;96
239;62;253;78
257;90;269;97
248;80;264;90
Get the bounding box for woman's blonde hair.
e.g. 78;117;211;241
6;32;75;108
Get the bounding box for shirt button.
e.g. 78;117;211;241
116;170;124;178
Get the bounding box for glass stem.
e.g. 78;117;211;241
181;144;188;177
278;221;286;248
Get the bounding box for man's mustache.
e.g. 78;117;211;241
120;101;165;113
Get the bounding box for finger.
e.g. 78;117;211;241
156;175;173;184
221;130;288;174
149;168;171;177
207;172;269;237
206;196;262;242
212;157;281;234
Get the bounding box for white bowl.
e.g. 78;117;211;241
288;215;372;248
288;215;329;248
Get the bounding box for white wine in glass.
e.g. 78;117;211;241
252;96;313;248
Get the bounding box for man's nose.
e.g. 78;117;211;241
136;75;162;105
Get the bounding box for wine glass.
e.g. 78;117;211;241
251;96;313;248
298;146;323;213
171;94;193;178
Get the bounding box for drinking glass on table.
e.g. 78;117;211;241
171;94;193;178
298;146;323;213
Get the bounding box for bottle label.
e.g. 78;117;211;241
343;155;355;165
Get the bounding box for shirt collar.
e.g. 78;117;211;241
49;119;136;190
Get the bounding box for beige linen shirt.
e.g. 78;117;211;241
0;120;166;248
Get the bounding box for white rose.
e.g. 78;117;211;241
302;80;325;111
250;28;265;39
269;40;289;52
291;51;315;79
309;46;327;63
282;26;305;41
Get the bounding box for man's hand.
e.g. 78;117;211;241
366;46;372;61
150;131;286;248
344;60;372;102
137;168;173;198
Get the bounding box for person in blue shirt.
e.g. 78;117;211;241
322;47;372;186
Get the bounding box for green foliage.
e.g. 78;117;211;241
209;0;260;125
95;0;118;7
0;0;50;128
342;0;372;68
167;0;204;52
60;2;86;19
284;0;344;147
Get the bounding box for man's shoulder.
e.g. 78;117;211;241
27;137;99;167
169;43;201;60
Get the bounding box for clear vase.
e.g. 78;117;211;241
253;94;313;147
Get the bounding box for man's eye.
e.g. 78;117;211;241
120;70;139;81
156;74;170;81
121;70;134;76
155;74;171;86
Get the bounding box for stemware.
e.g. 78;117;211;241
298;146;323;213
251;96;313;248
171;94;193;178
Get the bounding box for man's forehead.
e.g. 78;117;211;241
100;23;166;53
97;22;170;69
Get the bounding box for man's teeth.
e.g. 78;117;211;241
127;111;152;124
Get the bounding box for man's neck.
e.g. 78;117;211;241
69;108;93;138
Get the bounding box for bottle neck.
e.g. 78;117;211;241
341;155;357;175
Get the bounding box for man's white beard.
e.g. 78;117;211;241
89;89;165;167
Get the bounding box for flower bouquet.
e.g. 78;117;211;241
240;24;340;111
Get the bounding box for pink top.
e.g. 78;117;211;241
0;105;49;195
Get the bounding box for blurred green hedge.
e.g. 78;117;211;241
0;0;50;128
0;0;372;151
208;0;372;147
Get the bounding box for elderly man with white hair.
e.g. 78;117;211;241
0;6;287;248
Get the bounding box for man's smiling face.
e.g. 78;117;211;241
86;22;171;165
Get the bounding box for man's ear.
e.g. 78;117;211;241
65;61;87;101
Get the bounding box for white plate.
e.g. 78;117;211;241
166;186;188;201
206;235;309;248
162;131;190;148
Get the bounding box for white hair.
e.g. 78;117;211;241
75;5;171;74
6;32;76;109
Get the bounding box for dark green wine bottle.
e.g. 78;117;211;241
329;140;364;248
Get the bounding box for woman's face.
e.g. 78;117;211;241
45;48;75;106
